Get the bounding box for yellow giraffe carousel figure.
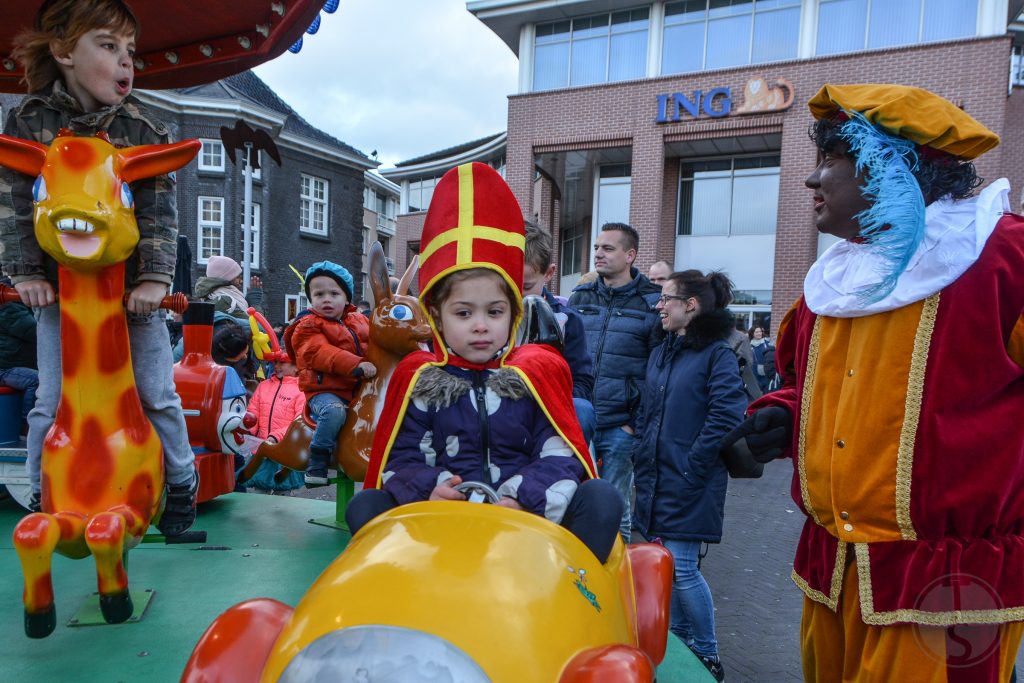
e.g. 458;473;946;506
0;129;199;638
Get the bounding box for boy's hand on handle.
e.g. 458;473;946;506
496;497;523;511
357;361;377;379
14;279;55;308
720;406;793;464
126;281;169;315
429;475;466;501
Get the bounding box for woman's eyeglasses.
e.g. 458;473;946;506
658;294;689;305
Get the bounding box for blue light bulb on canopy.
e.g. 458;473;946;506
306;15;321;34
288;36;303;54
323;0;340;13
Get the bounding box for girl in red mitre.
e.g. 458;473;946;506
347;162;622;563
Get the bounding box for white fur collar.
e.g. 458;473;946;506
804;179;1010;317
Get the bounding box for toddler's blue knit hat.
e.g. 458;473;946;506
304;261;354;301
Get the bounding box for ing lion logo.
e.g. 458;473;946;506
734;76;795;115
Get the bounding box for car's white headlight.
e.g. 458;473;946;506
279;624;491;682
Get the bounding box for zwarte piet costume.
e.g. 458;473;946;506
751;84;1024;682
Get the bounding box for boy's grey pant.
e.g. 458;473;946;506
27;305;195;493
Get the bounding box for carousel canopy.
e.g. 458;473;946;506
0;0;334;93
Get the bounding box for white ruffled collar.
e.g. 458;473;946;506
804;179;1010;317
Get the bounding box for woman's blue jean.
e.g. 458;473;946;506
308;392;347;452
663;539;719;659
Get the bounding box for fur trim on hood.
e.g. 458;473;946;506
682;308;736;350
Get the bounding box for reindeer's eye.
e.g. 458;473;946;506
119;182;134;208
32;176;47;202
389;305;412;321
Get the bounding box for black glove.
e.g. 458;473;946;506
720;406;793;464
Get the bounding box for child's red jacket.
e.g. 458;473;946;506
284;306;369;401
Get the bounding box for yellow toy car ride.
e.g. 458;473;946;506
182;492;673;682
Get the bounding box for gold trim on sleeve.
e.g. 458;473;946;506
894;293;939;541
797;316;823;526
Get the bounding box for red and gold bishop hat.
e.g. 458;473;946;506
417;162;525;307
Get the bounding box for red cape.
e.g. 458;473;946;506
364;344;596;489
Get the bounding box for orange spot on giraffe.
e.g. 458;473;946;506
59;313;83;378
40;473;52;511
126;473;155;517
96;267;122;301
68;418;114;507
59;274;76;299
98;314;129;374
55;398;73;427
56;139;97;172
31;572;54;607
119;389;151;445
12;515;50;548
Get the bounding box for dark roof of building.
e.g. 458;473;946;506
394;131;505;168
176;71;373;163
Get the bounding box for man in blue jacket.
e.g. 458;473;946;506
569;223;663;540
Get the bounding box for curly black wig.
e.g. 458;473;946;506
810;117;983;203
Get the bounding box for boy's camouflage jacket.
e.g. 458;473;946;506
0;80;178;288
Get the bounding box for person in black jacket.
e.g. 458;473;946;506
633;269;747;683
568;223;663;540
0;277;38;427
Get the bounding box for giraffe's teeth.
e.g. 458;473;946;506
55;218;96;234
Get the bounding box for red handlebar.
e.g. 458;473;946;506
0;284;189;313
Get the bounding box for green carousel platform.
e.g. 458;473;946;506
0;493;710;682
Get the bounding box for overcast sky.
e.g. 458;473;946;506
253;0;518;170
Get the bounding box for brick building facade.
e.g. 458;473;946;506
388;0;1024;334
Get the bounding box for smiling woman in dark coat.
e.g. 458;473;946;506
632;269;747;682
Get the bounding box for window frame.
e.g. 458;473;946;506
814;0;979;56
676;153;781;238
196;195;225;264
533;6;650;91
240;201;261;270
661;0;801;76
284;293;309;323
299;173;330;236
198;139;225;172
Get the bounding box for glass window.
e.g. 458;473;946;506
922;0;977;41
678;155;780;237
300;174;329;235
284;294;309;322
533;8;648;91
752;3;801;62
817;0;977;55
197;196;224;263
867;0;921;49
198;139;224;172
240;202;261;269
662;0;798;75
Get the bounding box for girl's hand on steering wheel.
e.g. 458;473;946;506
495;497;523;511
429;475;466;501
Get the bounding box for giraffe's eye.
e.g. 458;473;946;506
119;181;133;208
32;176;47;202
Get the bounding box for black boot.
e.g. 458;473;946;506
156;471;199;537
305;447;331;487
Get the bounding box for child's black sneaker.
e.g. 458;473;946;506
696;654;725;682
28;490;41;513
305;447;331;487
156;471;199;537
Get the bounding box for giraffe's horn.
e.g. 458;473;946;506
117;139;201;184
0;134;47;177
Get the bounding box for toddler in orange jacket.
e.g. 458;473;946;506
284;261;375;485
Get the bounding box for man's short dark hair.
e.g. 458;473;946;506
601;222;639;253
810;118;982;203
